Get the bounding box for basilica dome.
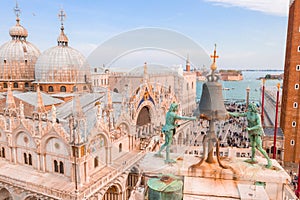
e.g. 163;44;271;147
35;27;90;84
0;17;40;82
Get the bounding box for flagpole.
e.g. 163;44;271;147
273;83;280;159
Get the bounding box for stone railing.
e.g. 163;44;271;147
0;173;74;199
283;184;298;200
78;151;146;199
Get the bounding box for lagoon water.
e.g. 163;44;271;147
196;71;284;103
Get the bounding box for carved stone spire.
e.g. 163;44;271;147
35;84;46;113
5;83;16;111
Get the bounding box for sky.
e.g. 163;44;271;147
0;0;289;70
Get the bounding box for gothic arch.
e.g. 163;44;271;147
14;130;36;148
135;103;154;126
103;183;122;200
0;187;13;199
40;133;71;156
87;132;111;166
115;121;131;136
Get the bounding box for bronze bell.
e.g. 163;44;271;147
194;81;227;121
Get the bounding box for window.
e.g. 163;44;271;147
298;46;300;52
83;86;87;90
192;82;194;89
294;102;298;108
295;84;299;89
48;86;54;92
3;83;7;88
94;157;99;168
24;82;29;88
60;86;66;92
24;153;28;164
297;65;300;71
25;60;27;65
292;121;296;127
28;154;32;165
39;86;43;91
59;161;64;174
291;140;295;146
119;143;122;152
1;147;5;158
54;160;58;172
3;59;6;64
13;82;18;88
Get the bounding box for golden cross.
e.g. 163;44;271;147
210;44;219;63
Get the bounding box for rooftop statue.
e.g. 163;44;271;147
155;103;196;163
229;102;272;168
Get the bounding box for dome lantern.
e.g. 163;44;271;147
57;9;68;46
9;2;28;40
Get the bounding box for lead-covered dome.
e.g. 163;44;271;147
35;15;90;84
0;16;40;81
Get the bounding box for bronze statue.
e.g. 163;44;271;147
229;102;272;168
155;103;196;163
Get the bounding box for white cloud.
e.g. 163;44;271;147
205;0;289;16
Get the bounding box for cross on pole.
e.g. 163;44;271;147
58;9;66;26
210;44;219;63
14;1;21;18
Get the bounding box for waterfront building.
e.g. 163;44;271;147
0;3;296;200
280;0;300;163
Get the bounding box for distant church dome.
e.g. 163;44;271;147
35;9;90;85
0;4;40;83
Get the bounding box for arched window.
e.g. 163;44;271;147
119;143;122;152
39;85;43;91
3;83;7;88
1;147;4;158
48;86;54;92
60;86;66;92
295;84;299;89
54;160;58;172
13;82;18;88
94;157;99;168
24;82;29;88
24;153;28;164
294;102;298;108
59;161;64;174
28;154;32;165
83;85;87;90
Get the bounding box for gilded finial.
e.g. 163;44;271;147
210;44;219;72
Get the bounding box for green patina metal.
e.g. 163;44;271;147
147;174;183;200
155;103;196;163
229;102;272;168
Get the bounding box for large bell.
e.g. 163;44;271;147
194;79;227;121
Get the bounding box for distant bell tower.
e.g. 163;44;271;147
280;0;300;163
